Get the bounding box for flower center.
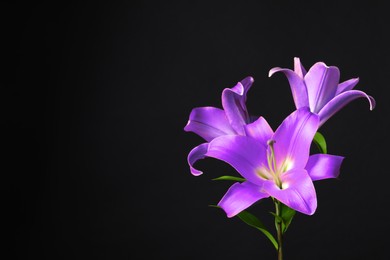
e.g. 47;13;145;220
256;139;293;189
266;140;282;188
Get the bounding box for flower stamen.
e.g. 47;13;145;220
267;139;282;188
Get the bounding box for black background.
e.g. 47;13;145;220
5;1;390;259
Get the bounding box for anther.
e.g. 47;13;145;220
267;139;276;146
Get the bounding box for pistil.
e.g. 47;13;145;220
267;140;282;188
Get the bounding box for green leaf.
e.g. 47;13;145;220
280;204;295;233
269;212;283;223
237;210;278;250
212;176;246;182
270;204;296;233
313;131;327;154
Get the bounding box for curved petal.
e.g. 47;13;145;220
244;116;274;144
336;77;359;95
263;169;317;215
221;77;254;135
240;76;255;94
294;57;307;78
269;67;309;109
304;62;340;113
317;90;376;126
218;181;269;218
273;108;319;170
206;135;267;186
187;143;209;176
306;154;344;181
184;107;235;142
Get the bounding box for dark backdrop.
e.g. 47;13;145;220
4;1;390;259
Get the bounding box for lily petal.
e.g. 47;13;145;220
218;181;269;218
187;143;209;176
222;77;254;135
317;90;376;126
336;78;359;95
294;57;307;78
305;62;340;113
273;108;319;170
306;154;344;181
244;116;274;144
263;169;317;215
184;107;235;142
269;67;309;109
206;135;267;186
240;76;255;93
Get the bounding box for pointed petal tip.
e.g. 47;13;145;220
187;143;208;176
293;57;300;63
190;168;203;176
238;76;255;93
223;82;244;96
216;201;235;218
313;61;328;68
300;199;317;215
226;212;235;218
359;92;376;111
242;76;254;83
368;95;376;110
311;61;340;73
307;207;316;215
183;120;191;131
268;67;281;77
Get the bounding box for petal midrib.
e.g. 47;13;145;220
312;68;328;113
284;113;311;169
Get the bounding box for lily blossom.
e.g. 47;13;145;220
269;57;376;126
184;76;256;176
203;108;344;217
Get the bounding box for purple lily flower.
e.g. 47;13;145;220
269;57;376;126
184;76;256;176
203;108;344;217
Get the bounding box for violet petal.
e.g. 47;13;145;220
336;78;359;95
244;116;274;144
306;154;344;181
318;90;376;126
294;57;307;78
263;169;317;215
187;143;209;176
221;77;254;135
218;181;269;218
206;135;267;186
184;107;235;142
304;62;340;113
272;108;319;170
269;67;309;109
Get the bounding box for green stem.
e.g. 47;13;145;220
275;200;283;260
